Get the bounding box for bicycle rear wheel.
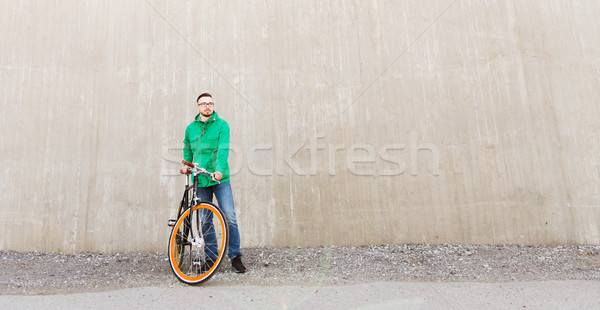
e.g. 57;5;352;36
168;202;228;284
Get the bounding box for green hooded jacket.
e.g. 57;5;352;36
183;111;230;187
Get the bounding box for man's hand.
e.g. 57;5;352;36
214;171;223;181
180;166;191;175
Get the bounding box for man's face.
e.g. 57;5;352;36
197;96;214;118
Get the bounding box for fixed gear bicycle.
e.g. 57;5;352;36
167;160;229;284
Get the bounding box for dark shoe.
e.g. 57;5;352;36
201;259;215;273
193;258;215;273
231;256;246;273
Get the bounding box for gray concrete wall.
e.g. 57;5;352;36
1;0;599;253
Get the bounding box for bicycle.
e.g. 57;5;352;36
167;160;229;284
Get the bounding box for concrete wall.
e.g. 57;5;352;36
1;0;599;253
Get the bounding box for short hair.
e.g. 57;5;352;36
196;93;213;102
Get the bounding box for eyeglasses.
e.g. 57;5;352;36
197;102;214;107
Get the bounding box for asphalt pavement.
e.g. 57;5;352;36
1;280;599;309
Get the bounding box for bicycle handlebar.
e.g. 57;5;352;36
181;160;220;184
182;160;195;168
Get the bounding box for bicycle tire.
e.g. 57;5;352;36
168;202;228;284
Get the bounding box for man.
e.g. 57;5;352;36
180;92;246;273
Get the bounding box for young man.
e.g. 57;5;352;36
180;92;246;273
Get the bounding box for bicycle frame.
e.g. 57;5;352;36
168;175;195;228
169;164;216;227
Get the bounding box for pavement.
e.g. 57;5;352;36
1;280;599;309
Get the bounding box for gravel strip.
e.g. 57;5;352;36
1;244;599;295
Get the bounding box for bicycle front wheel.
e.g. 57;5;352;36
168;202;228;284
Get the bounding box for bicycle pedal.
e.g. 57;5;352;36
167;219;176;227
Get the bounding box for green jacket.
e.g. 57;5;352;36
183;112;230;187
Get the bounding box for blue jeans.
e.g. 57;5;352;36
196;182;242;259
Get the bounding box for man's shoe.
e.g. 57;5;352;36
201;259;215;273
231;256;246;273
